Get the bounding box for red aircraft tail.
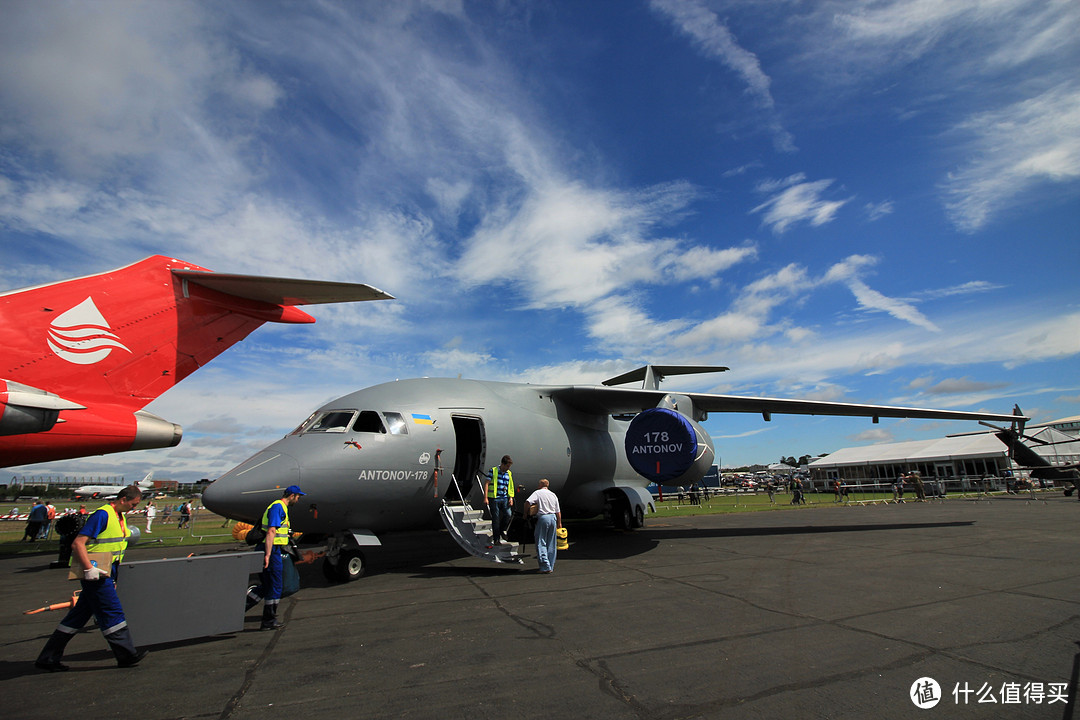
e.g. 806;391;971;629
0;255;391;466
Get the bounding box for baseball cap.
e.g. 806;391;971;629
285;485;306;496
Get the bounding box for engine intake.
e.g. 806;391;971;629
624;408;714;485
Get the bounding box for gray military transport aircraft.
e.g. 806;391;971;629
202;365;1026;581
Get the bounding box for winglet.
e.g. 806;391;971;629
603;365;729;391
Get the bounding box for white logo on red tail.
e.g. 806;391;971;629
47;297;131;365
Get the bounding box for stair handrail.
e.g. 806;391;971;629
448;472;469;507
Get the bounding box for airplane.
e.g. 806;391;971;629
201;364;1027;582
979;415;1080;495
73;472;156;500
0;255;392;468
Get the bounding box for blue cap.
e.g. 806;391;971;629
286;485;305;496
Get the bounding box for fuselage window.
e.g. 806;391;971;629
384;412;408;435
301;410;357;434
352;410;387;434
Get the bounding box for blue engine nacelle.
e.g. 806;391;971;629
624;408;714;485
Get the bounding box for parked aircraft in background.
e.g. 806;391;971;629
202;365;1026;581
0;256;392;467
981;416;1080;495
73;472;156;500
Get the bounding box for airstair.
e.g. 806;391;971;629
438;474;524;565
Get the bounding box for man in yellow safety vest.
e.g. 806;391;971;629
35;485;147;671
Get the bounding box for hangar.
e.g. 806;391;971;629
807;432;1009;492
809;424;1080;493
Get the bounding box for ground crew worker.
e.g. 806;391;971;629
253;485;304;630
35;485;147;671
484;455;514;546
525;478;562;573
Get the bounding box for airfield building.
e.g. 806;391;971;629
808;427;1080;493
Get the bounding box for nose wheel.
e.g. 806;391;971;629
323;549;366;582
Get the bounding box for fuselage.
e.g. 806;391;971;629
203;378;642;533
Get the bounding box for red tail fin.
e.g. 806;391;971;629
0;255;391;466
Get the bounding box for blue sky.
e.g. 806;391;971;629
2;0;1078;483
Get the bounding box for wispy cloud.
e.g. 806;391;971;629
909;376;1010;395
649;0;795;152
865;200;894;221
942;83;1080;232
751;177;851;233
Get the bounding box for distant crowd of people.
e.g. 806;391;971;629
6;498;198;543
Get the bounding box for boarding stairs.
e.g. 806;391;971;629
438;474;524;565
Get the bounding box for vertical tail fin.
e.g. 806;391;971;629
1;255;391;410
0;255;391;466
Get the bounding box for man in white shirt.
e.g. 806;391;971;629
525;478;562;573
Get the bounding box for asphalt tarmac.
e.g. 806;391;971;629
2;494;1078;720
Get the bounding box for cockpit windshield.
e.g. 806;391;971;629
292;409;406;436
352;411;386;433
294;410;356;434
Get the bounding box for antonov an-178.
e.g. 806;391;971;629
201;365;1025;581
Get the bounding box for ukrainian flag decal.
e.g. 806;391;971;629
411;413;435;425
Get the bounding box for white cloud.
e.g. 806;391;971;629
649;0;795;152
943;83;1080;232
850;428;894;444
751;178;851;234
865;201;894;221
913;376;1010;395
456;179;752;311
832;0;1077;71
846;279;940;332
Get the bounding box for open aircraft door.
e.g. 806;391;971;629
438;414;523;565
448;414;486;504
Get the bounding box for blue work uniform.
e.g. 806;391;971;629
254;499;291;629
35;504;141;668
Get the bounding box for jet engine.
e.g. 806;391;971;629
624;407;714;486
0;380;83;436
0;401;59;436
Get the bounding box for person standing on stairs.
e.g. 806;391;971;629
484;455;515;547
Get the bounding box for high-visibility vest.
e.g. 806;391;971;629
84;503;130;565
261;499;291;545
487;467;515;498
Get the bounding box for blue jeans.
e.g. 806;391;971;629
534;514;558;572
489;497;511;543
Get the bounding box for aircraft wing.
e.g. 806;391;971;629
550;385;1027;424
172;270;394;305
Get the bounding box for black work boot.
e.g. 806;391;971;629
105;627;146;667
34;630;73;672
260;601;284;630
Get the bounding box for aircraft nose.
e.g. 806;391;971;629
203;450;301;523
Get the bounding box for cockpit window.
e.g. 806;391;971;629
384;412;408;435
300;410;357;434
352;411;386;434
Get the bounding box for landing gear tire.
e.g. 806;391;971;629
325;549;366;582
630;505;645;529
612;499;632;530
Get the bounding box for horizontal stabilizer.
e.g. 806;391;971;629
173;270;394;306
603;365;729;390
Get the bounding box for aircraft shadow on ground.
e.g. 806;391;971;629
296;520;976;582
639;520;976;542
